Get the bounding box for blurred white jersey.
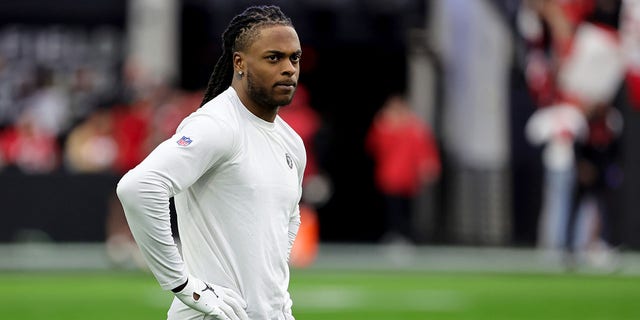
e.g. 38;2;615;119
117;87;304;320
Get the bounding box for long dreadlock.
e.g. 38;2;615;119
200;5;294;107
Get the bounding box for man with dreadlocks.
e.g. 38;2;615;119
117;5;304;320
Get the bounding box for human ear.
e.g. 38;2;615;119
233;52;245;74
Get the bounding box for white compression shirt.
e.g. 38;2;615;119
116;87;304;320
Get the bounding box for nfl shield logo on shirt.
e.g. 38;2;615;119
177;136;192;146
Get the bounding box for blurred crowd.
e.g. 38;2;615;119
0;57;201;176
516;0;638;268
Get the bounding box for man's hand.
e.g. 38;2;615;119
173;276;249;320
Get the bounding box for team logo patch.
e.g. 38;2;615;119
177;136;193;146
285;153;293;169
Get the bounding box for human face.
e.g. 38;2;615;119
242;26;301;111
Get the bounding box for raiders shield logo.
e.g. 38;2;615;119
285;153;293;169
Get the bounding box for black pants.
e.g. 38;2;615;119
383;194;413;241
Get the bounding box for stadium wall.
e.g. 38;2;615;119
0;172;118;243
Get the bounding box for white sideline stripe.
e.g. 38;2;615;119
1;243;640;275
0;243;112;270
308;244;640;275
291;286;466;311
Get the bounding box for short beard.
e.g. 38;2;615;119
246;72;294;109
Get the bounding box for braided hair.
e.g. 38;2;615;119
200;5;294;107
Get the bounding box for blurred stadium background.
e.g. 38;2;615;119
2;0;640;319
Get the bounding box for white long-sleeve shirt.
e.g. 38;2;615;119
116;87;304;320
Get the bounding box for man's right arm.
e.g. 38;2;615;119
116;162;188;291
117;169;249;320
116;113;238;290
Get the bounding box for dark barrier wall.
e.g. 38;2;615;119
1;168;639;248
0;172;119;243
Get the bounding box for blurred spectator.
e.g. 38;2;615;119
525;103;588;251
109;58;157;174
569;104;623;267
22;66;72;140
519;0;624;268
63;107;117;173
365;93;441;244
110;100;152;174
0;110;60;174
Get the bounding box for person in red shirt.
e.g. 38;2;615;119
366;94;441;243
0;112;60;174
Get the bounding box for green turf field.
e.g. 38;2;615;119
1;269;639;320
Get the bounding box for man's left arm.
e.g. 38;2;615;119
287;205;301;262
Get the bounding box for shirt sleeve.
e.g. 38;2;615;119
287;205;301;262
116;113;236;290
286;141;305;261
